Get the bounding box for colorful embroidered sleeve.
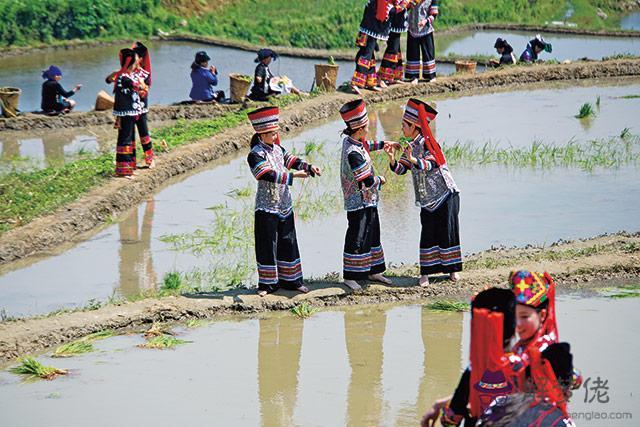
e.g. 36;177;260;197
414;150;437;170
366;140;386;151
282;147;311;172
247;151;294;185
348;151;378;189
390;154;412;175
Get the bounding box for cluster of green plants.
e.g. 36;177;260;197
290;301;317;318
9;357;67;381
425;300;469;312
443;135;640;172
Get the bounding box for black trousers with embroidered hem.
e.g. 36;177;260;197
115;115;136;176
132;113;154;165
255;210;304;293
378;31;403;82
343;206;386;281
352;33;379;88
419;193;462;275
406;32;436;80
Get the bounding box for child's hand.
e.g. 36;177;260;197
310;165;322;177
384;144;395;161
293;170;309;179
378;175;387;186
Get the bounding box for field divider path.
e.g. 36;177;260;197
1;58;640;266
0;233;638;364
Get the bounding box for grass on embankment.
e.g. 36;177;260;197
0;0;633;50
0;94;304;235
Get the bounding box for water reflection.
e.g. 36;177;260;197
0;127;112;172
117;200;157;297
345;308;387;427
415;309;464;421
258;315;303;427
0;299;637;426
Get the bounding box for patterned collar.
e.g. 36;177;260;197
345;135;363;146
258;138;274;152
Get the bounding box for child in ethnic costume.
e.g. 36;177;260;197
339;99;398;290
405;0;439;82
130;42;155;169
420;272;580;426
378;1;410;85
351;0;394;94
386;98;461;286
246;106;321;296
112;48;147;178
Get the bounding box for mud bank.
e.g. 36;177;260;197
0;102;239;132
1;58;639;266
3;57;638;132
0;233;638;363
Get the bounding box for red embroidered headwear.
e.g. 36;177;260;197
403;98;446;166
468;288;517;418
510;270;559;343
248;106;280;134
340;99;369;130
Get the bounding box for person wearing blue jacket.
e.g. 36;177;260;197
189;51;224;102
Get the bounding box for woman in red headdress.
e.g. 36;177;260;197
385;98;461;286
112;48;146;178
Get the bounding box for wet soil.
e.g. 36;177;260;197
0;232;637;363
1;58;639;266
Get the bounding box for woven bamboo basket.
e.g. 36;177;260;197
0;87;21;118
229;73;252;103
455;60;477;74
94;90;115;111
314;64;339;92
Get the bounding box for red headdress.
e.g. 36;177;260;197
132;42;151;86
468;288;517;418
248;106;281;145
510;270;559;345
404;98;446;166
113;48;136;93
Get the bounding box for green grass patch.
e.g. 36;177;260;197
0;1;630;50
606;283;640;299
425;300;469;312
290;301;317;318
443;136;640;172
186;319;202;328
139;334;189;349
618;94;640;99
9;357;68;380
576;102;596;119
82;330;115;341
52;340;94;358
161;271;183;293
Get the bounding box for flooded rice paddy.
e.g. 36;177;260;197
0;41;357;113
0;295;637;426
439;29;640;60
0;78;638;318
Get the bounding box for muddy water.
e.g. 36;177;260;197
0;41;357;113
0;79;639;318
0;296;637;426
439;30;640;60
0;126;113;173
